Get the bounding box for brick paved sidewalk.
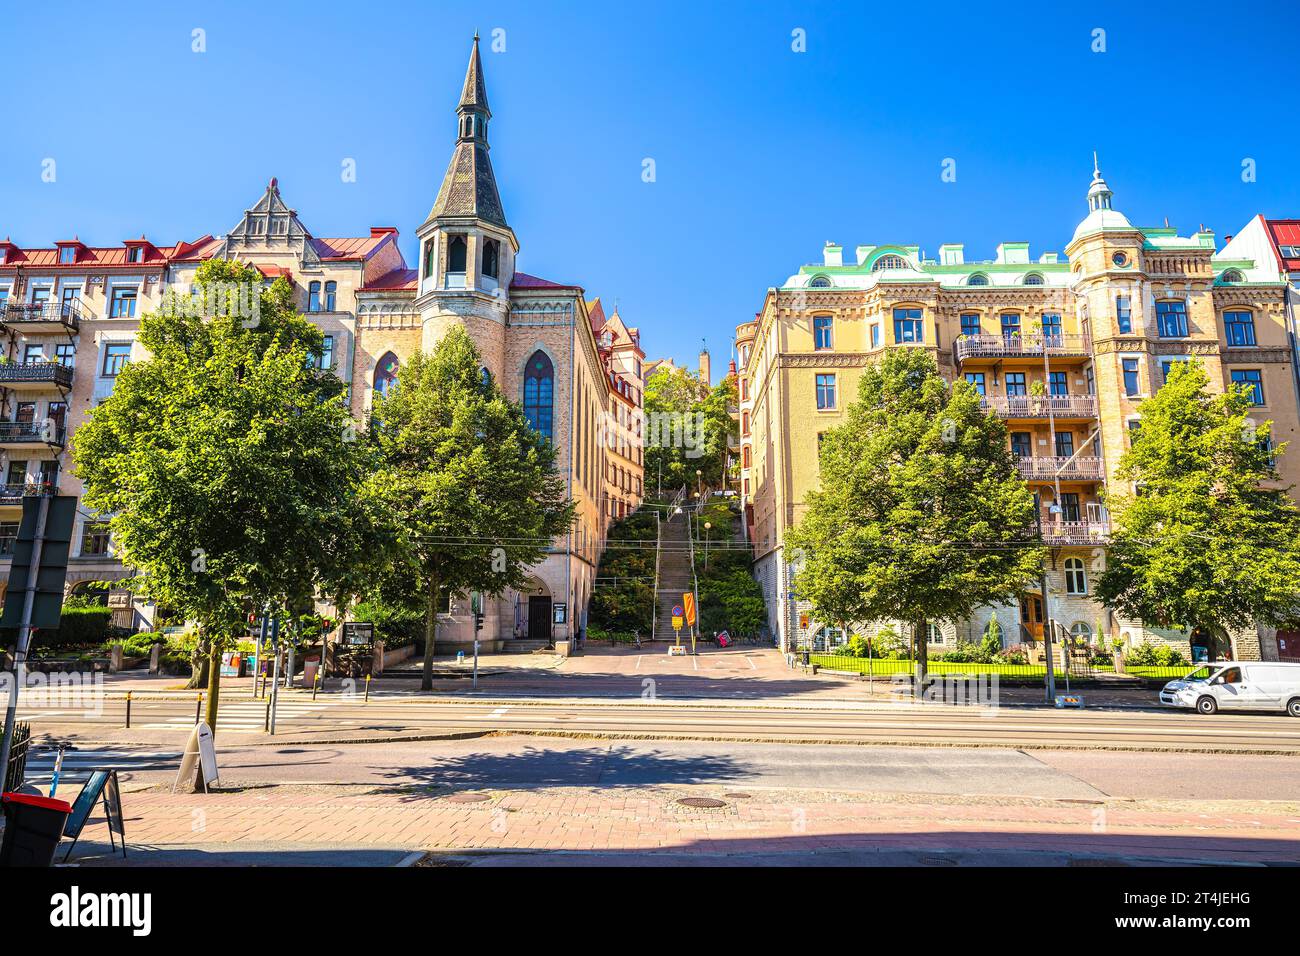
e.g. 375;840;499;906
88;783;1300;864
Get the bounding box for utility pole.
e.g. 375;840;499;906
268;616;281;734
0;496;49;786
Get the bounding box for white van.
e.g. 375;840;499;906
1160;662;1300;716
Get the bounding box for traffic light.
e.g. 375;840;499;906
473;610;483;633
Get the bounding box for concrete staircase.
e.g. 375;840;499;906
653;509;696;642
504;639;553;654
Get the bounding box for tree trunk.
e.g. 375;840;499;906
193;637;221;792
914;617;929;699
421;571;439;692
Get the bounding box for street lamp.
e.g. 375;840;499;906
696;469;703;498
703;521;711;569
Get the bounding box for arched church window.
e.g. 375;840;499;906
523;350;554;440
448;235;467;274
374;352;399;398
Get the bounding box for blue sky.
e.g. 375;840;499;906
3;0;1298;368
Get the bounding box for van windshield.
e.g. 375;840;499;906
1182;666;1216;682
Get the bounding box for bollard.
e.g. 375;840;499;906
264;697;271;733
365;674;371;703
125;691;132;729
312;672;320;701
195;693;203;724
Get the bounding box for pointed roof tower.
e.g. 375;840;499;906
1071;153;1133;244
427;34;508;228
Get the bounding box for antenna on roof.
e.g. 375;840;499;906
1164;216;1170;228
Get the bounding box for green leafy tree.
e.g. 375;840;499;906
644;367;737;494
1097;361;1300;653
369;326;574;690
73;258;383;739
785;349;1044;692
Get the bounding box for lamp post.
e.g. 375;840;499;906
703;521;711;570
696;469;703;499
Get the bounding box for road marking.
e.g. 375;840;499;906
635;656;642;671
487;706;511;718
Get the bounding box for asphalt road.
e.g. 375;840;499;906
14;690;1300;754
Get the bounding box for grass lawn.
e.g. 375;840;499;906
808;655;1195;681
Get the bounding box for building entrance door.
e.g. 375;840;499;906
528;595;551;642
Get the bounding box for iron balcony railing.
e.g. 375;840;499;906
982;395;1098;419
1016;455;1105;481
0;361;74;388
0;480;58;505
955;332;1091;363
0;421;66;445
1040;517;1111;545
0;300;83;333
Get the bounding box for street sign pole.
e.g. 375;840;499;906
0;495;49;786
268;617;281;735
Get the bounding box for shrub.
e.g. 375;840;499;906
34;606;114;655
1125;642;1187;667
998;644;1029;665
351;598;423;648
1089;651;1114;666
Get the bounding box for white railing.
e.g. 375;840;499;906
983;395;1098;419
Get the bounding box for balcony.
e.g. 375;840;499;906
955;332;1091;364
0;480;58;508
0;301;82;334
1041;517;1111;546
0;361;74;390
0;421;65;448
1016;455;1105;482
982;395;1098;420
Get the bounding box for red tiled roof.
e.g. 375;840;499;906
311;235;392;260
1265;219;1300;268
0;243;176;268
511;271;580;290
256;264;293;280
360;268;418;292
588;298;607;331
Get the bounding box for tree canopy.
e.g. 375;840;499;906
1097;360;1300;647
784;349;1044;688
643;366;737;494
73;258;386;731
368;325;574;689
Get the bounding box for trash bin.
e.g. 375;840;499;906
1;792;72;867
303;659;319;686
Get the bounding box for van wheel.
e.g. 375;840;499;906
1196;695;1218;715
1287;698;1300;718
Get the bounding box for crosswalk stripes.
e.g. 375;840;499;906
21;747;182;786
138;695;338;732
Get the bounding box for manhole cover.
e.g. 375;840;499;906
676;797;728;809
446;793;491;804
722;792;753;799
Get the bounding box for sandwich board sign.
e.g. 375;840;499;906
173;721;219;792
62;769;126;862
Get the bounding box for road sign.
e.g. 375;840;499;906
672;604;683;618
1;495;77;629
671;615;683;630
683;593;696;627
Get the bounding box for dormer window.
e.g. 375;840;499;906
1220;269;1245;284
872;254;908;272
967;273;989;286
59;247;77;264
808;275;832;289
127;247;143;264
1023;273;1045;286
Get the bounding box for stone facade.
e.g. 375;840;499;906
738;165;1300;663
0;37;644;652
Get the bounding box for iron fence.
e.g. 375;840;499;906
4;721;31;792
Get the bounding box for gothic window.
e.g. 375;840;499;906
374;352;399;398
523;350;554;440
448;235;467;273
483;239;500;280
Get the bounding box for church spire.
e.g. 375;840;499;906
426;35;507;228
1087;152;1113;212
